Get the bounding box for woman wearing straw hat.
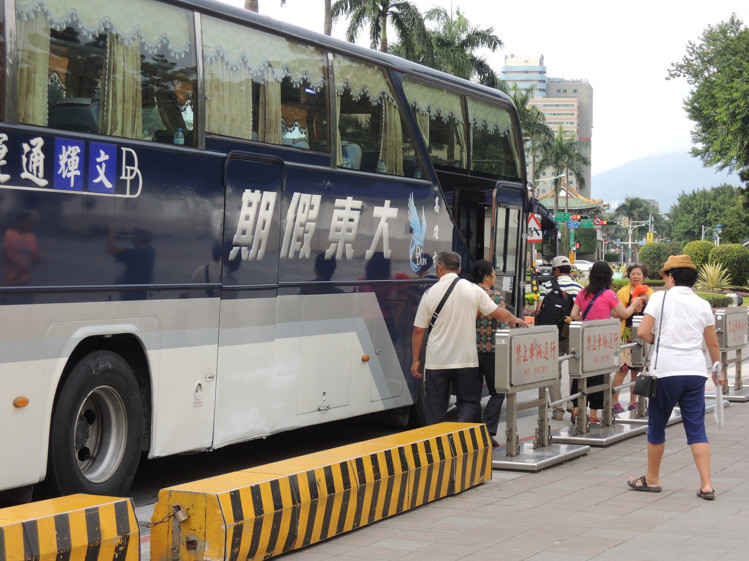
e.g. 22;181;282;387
627;255;723;500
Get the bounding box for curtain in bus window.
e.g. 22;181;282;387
259;66;282;144
402;79;465;168
466;97;522;180
202;15;326;143
333;55;403;175
17;13;49;126
100;34;142;138
16;0;194;141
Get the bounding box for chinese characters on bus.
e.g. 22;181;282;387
0;135;142;197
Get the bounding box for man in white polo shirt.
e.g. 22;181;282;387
411;251;526;425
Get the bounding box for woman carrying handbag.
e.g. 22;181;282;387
627;255;723;500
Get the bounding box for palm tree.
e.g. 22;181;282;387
331;0;429;55
538;125;590;214
324;0;332;35
421;7;502;87
244;0;286;13
511;85;553;194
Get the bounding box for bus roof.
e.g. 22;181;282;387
181;0;516;108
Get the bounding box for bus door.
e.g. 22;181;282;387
452;188;491;262
492;184;526;314
214;153;283;445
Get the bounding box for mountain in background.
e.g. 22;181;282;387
591;152;742;212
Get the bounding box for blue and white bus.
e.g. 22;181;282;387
0;0;532;497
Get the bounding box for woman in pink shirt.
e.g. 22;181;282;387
569;261;643;422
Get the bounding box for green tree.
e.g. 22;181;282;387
639;242;683;280
331;0;429;55
668;15;749;176
666;184;746;243
538;125;590;214
421;8;502;87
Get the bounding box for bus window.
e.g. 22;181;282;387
402;78;467;171
202;16;329;152
16;0;197;145
466;97;522;182
333;55;420;176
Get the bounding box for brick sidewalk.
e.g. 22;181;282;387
282;402;749;561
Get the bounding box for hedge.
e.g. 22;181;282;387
708;244;749;287
683;240;714;269
604;252;620;263
695;291;733;308
638;242;683;279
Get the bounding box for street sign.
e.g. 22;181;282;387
646;232;654;243
567;220;579;228
580;219;594;228
555;212;570;222
527;215;543;243
593;217;606;225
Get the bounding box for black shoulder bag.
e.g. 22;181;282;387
633;292;666;399
581;289;605;320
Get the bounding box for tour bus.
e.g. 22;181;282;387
0;0;536;498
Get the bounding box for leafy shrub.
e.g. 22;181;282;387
525;292;537;305
708;244;749;287
695;291;733;308
644;279;665;287
683;240;715;269
612;278;629;291
604;252;620;263
638;242;682;279
695;262;732;291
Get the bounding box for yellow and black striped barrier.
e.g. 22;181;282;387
150;422;491;561
0;494;139;561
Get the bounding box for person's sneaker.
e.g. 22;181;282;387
490;436;500;448
551;411;565;421
613;403;626;414
628;403;638;411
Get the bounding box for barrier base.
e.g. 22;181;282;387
617;410;681;426
491;441;589;471
552;422;647;446
706;388;749;402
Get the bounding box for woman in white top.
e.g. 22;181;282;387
627;255;722;500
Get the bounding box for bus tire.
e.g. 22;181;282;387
47;351;144;496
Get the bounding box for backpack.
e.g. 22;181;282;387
535;278;574;333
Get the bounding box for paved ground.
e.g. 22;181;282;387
138;353;749;561
278;357;749;561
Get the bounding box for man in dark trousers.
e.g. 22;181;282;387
411;251;525;425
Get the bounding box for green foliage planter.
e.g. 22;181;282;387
683;240;715;268
639;242;682;279
708;244;749;287
695;291;733;308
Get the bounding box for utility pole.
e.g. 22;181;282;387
621;216;650;262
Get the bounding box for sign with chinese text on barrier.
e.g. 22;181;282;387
568;319;621;378
495;325;559;392
714;308;749;350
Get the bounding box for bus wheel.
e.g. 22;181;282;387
48;351;144;496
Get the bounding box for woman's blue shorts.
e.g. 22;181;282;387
647;375;707;445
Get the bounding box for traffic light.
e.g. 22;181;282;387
571;215;581;221
575;242;580;249
531;277;539;294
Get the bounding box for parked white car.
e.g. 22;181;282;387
573;260;594;274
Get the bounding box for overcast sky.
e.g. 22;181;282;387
216;0;747;175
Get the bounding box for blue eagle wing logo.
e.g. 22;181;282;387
408;193;427;271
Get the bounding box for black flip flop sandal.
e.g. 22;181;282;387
697;489;715;500
627;475;662;493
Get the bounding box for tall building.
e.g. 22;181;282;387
501;57;594;199
500;55;546;97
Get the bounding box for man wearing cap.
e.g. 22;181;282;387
411;251;526;426
534;255;583;420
